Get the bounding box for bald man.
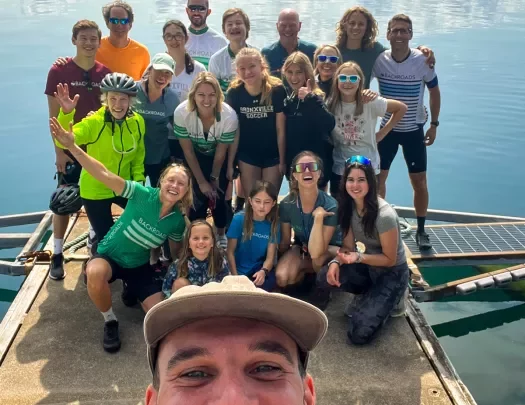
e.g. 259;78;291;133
261;8;317;77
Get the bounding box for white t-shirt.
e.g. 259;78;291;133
186;26;227;69
331;97;388;175
372;49;438;132
173;100;238;156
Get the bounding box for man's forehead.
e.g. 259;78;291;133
278;11;299;22
159;317;299;355
390;20;411;29
188;0;208;6
109;6;128;16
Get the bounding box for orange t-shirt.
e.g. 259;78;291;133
96;37;150;80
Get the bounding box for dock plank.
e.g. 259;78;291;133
0;214;461;405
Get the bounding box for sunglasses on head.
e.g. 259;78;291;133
317;55;339;64
293;162;319;173
109;17;129;25
338;74;360;83
346;155;372;166
188;5;206;12
83;70;92;91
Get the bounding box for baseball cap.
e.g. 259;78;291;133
144;275;328;374
150;53;175;74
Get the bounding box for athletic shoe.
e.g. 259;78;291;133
121;281;138;307
49;253;65;280
217;234;228;249
416;231;432;250
103;320;121;353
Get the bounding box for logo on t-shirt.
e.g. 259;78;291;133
240;105;274;119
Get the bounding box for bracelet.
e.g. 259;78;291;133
261;267;270;275
328;259;340;267
356;252;363;264
210;174;219;181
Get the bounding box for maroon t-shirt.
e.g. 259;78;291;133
44;58;111;123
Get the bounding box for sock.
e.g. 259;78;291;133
417;217;426;233
54;238;64;255
235;197;245;211
102;308;118;323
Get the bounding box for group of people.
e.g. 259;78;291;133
44;0;442;401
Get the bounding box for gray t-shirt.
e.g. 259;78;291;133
279;190;339;246
351;198;406;266
338;42;387;89
135;82;180;165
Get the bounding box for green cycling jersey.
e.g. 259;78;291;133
56;106;146;200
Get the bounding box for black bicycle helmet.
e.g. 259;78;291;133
49;184;82;215
100;72;138;96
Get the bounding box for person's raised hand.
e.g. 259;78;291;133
54;83;79;114
49;118;75;149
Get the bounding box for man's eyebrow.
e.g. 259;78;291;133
249;340;294;365
167;347;211;371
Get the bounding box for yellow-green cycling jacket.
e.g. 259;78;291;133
56;106;146;200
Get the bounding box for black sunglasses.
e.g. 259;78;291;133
83;70;92;91
188;5;206;12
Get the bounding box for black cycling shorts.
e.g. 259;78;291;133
378;126;427;173
92;254;162;302
56;151;82;186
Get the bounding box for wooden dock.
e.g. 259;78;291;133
0;212;477;404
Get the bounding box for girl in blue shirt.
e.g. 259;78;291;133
226;181;280;291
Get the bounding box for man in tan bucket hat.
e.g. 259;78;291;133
143;275;328;404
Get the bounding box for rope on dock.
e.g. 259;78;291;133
63;232;88;252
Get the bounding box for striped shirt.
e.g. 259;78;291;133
174;100;237;156
372;49;438;132
97;181;186;268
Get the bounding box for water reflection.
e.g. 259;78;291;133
20;0;70;16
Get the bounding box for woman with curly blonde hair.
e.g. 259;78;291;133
335;6;435;89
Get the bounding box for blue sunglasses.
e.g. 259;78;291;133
338;74;360;83
317;55;339;64
109;17;130;25
346;155;372;166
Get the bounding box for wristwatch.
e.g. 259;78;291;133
209;174;219;181
430;120;439;127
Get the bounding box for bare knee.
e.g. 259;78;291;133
409;173;427;191
86;259;111;288
172;277;190;292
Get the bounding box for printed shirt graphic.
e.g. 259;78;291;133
226;211;281;276
135;83;180;164
331;97;388;175
209;45;255;92
372;49;438;132
173;100;237;156
97;181;186;268
186;26;228;69
162;257;230;297
44;58;111;123
226;84;286;159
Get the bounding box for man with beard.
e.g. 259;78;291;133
262;9;317;77
97;1;150;80
185;0;227;69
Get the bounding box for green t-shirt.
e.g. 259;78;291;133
97;181;186;268
279;190;339;246
338;42;387;89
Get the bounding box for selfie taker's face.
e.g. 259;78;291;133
145;317;315;405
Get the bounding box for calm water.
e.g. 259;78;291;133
1;0;524;402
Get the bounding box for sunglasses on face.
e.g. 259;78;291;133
317;55;339;64
293;162;319;173
345;155;372;166
338;74;360;83
163;33;184;41
109;17;129;25
188;5;206;12
83;70;92;91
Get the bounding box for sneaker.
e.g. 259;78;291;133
49;253;65;280
344;294;364;318
121;281;138;307
391;288;408;318
103;320;121;353
307;288;331;311
416;231;432;250
217;234;228;249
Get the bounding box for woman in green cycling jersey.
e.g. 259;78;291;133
50;117;192;353
53;72;146;251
